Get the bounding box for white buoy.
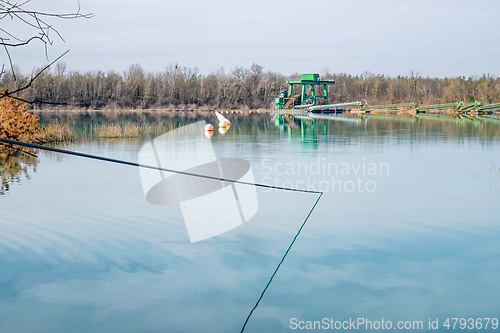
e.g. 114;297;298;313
215;111;231;128
215;111;225;122
205;124;213;131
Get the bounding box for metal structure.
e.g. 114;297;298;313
415;101;463;112
272;75;500;118
309;101;362;113
458;101;482;112
477;103;500;113
274;74;335;109
360;102;416;111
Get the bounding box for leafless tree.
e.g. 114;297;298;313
0;0;92;103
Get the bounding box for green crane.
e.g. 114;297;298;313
274;74;335;109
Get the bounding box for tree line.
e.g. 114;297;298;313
1;64;500;110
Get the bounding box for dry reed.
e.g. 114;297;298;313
90;122;173;138
26;123;75;144
1;93;176;146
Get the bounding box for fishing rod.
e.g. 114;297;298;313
0;136;323;332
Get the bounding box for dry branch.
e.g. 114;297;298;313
0;0;93;102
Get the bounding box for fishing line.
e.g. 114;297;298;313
240;191;322;332
0;137;324;330
0;138;320;194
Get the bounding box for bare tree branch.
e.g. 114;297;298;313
0;0;93;80
0;0;92;103
1;38;15;80
1;50;70;105
0;92;67;105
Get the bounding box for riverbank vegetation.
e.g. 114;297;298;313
0;90;73;145
0;92;170;145
2;63;500;145
2;64;500;110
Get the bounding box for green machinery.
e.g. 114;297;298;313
272;74;500;117
359;100;497;115
274;74;335;109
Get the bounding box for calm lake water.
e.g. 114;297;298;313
1;112;500;332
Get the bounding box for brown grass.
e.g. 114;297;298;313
1;96;178;146
90;122;173;138
0;90;75;147
91;123;139;138
26;123;75;144
0;90;39;142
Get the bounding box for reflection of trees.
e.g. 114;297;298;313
0;149;37;195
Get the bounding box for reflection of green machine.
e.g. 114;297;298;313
272;113;319;148
274;74;335;109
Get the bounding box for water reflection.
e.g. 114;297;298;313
0;148;37;195
36;110;500;146
1;111;500;332
271;113;500;144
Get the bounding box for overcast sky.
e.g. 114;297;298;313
6;0;500;77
